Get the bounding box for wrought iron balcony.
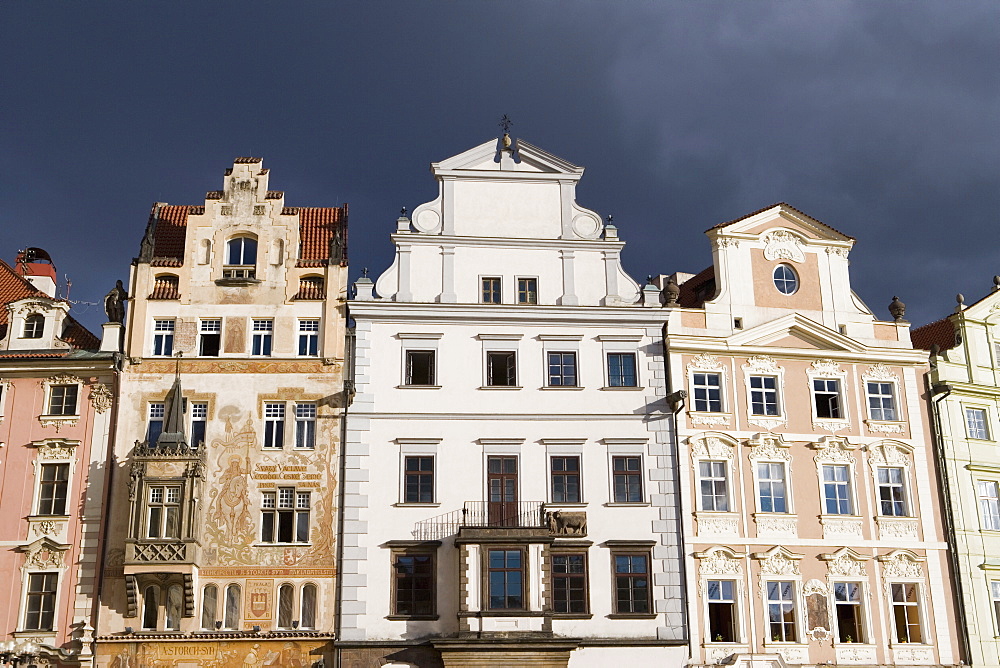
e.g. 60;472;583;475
413;501;545;541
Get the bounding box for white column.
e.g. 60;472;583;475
440;246;457;303
396;245;413;302
441;179;456;235
602;249;620;305
560;249;578;306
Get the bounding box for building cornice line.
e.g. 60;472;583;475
390;233;625;252
664;340;927;365
350;304;669;326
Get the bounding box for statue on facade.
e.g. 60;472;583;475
104;280;127;324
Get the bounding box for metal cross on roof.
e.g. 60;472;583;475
498;115;513;135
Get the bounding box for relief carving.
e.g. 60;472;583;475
810;359;842;377
747;434;790;461
825;550;868;578
687;353;726;373
690;436;735;460
864;363;898;382
546;511;587;536
762;230;805;263
880;551;923;579
89;383;114;414
224;317;246;354
698;548;743;576
756;548;801;575
812;437;856;465
744;355;779;373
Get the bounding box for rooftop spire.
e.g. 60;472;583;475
157;353;188;449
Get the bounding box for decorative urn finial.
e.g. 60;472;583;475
956;293;965;312
662;276;680;307
888;296;905;322
993;275;1000;291
499;115;513;149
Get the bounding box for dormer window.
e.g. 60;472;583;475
224;237;257;279
23;314;44;339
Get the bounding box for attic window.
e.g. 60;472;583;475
150;275;180;300
773;264;798;295
23;314;44;339
223;237;257;279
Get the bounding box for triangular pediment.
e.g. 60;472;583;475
708;203;854;243
727;313;867;353
432;138;584;175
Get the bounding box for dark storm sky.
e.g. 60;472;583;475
2;1;998;332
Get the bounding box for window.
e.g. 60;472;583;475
699;461;729;512
486;351;517;386
142;585;159;630
37;463;69;515
551;553;588;614
301;584;317;629
224;237;257;278
867;382;897;421
403;456;434;504
201;585;218;630
823;465;853;515
607;352;637;388
481;277;502;304
551;456;581;503
24;573;57;631
813;379;842;419
48;384;78;416
547;352;577;387
147;485;181;539
223;584;241;630
890;583;922;643
992;581;1000;634
517;278;537;304
23;314;44;339
707;579;736;642
264;402;285;449
393;552;435;616
153;319;175;356
166;585;182;631
967;408;990;440
766;581;797;642
278;584;294;629
261;488;310;543
199;319;221;357
612;456;643;503
488;549;524;610
612;552;650;614
693;373;722;412
979;481;1000;531
750;376;779;416
295;403;316;449
251;319;273;356
772;264;798;295
190;403;207;449
405;350;436;386
834;582;865;643
147;402;165;444
757;462;787;513
298;319;319;356
878;467;908;517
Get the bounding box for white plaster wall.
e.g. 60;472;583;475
452;181;562;239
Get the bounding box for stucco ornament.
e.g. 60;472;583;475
40;373;83;391
747;433;790;461
690;435;735;461
697;515;739;537
864;363;898;382
698;548;743;576
32;520;63;537
756;549;801;576
824;550;868;578
23;541;66;569
34;439;78;460
687;353;726;374
690;414;731;427
755;515;798;537
880;551;923;579
825;245;850;258
802;578;827;597
762;229;805;263
744;355;779;373
715;237;740;249
867;442;909;468
89;383;113;414
810;359;841;377
14;300;53;316
811;436;856;465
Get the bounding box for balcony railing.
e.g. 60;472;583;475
413;501;545;541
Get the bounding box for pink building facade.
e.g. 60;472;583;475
0;250;117;667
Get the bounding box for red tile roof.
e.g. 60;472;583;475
708;202;856;240
0;260;100;350
299;206;348;266
678;265;716;308
234;157;263;164
265;191;283;199
293;277;326;300
911;316;958;352
150;205;189;263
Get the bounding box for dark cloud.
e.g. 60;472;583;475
1;1;996;330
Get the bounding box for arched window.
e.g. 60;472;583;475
201;584;218;630
294;276;325;300
166;585;183;631
301;583;317;629
23;314;44;339
224;237;257;279
277;584;294;629
150;274;180;300
223;584;241;630
142;585;159;630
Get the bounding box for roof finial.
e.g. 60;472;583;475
499;115;513;149
400;207;407;217
362;267;369;279
956;293;965;312
606;214;614;225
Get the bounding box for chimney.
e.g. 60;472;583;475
15;248;57;298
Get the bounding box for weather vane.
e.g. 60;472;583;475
499;115;513;135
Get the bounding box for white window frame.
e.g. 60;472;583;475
696;546;746;645
978;479;1000;531
145;483;183;539
862;364;903;427
28;439;79;521
260;487;312;544
599;334;644;391
887;581;926;645
20;571;61;633
821;463;855;516
697;460;731;512
806;360;850;431
189;402;208;449
198;318;222;357
297;319;320;357
965;406;992;441
152;319;175;357
991;580;1000;635
396;439;441;506
250;318;274;357
831;580;870;644
762;579;800;644
398;333;443;389
263;402;286;450
478;333;522;390
686;354;730;424
294;402;316;449
742;356;786;430
40;374;83;421
755;460;790;515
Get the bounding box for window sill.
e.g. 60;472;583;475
397;385;442;390
386;615;439;621
478;386;522;390
546;502;587;508
215;277;261;287
393;503;442;508
552;613;593;619
253;543;313;547
607;613;657;620
540;386;585;391
864;419;906;433
469;610;547;617
604;502;650;508
600;386;644;391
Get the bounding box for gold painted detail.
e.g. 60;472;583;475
137;360;329;374
100;639;326;667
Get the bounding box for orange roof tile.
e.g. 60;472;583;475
708;202;856;240
0;260;100;350
298;206;348;266
911;316;958;352
151;205;189;263
678;265;716;309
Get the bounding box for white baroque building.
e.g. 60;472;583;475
344;135;688;667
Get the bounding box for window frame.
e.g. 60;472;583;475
201;584;218;630
865;380;900;423
991;580;1000;635
189;402;207;449
821;463;855;516
832;580;867;644
965;406;992;441
402;455;435;504
147;401;165;445
297;319;320;357
698;459;731;512
263;402;286;450
611;454;644;504
22;572;58;632
294;402;316;449
145;484;183;539
606;352;638;388
486;350;518;387
22;313;45;339
550;455;582;504
876;466;909;518
692;372;724;413
250;318;274;357
36;462;70;516
764;579;799;643
152;319;175;357
599;334;644;390
755;460;789;514
404;350;437;387
706;578;738;643
749;375;780;417
485;547;527;611
610;549;652;616
198;318;222;357
46;383;79;417
391;549;437;618
516;276;538;305
224;236;258;279
772;263;798;295
889;581;925;644
260;486;311;544
811;378;844;420
481;276;502;304
546;351;578;387
550;550;589;616
978;479;1000;531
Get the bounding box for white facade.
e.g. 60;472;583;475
345;137;687;667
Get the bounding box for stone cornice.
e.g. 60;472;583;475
349;302;667;327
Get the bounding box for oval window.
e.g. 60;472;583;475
773;264;798;295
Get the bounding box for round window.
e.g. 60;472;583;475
773;264;798;295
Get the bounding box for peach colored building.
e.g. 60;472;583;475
660;204;960;667
0;249;118;667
